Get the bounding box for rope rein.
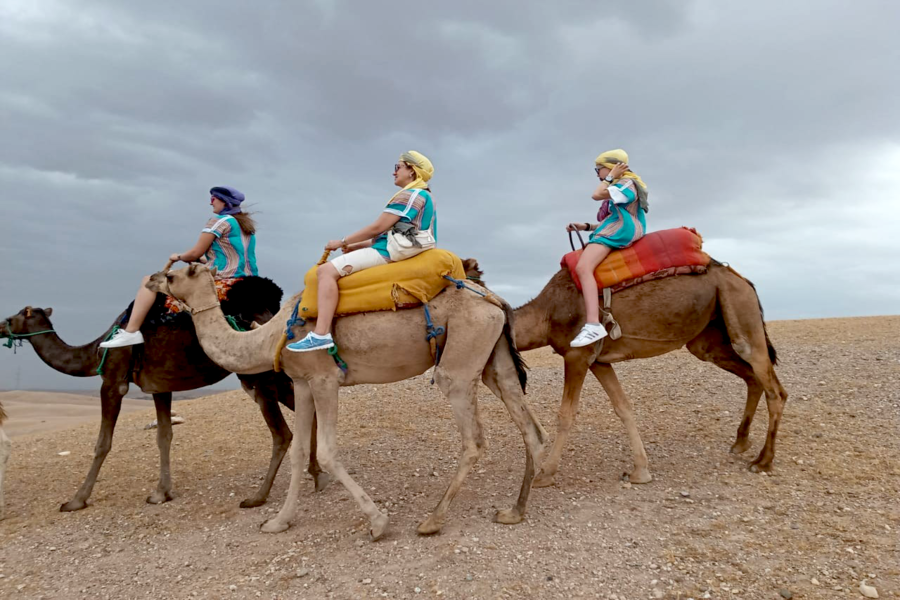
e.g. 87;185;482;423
2;329;57;352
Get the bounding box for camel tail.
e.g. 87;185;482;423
498;298;528;393
0;403;6;425
712;258;778;366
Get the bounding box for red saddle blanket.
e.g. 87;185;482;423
562;227;710;293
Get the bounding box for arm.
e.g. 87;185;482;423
591;162;630;201
170;232;216;263
326;212;401;251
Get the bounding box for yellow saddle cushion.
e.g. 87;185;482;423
298;249;466;318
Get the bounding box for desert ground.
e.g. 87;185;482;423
0;316;897;599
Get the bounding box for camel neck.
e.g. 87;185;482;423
27;328;107;377
513;298;551;351
191;299;295;375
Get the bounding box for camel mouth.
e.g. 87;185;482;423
0;319;9;338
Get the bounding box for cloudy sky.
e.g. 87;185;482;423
2;0;898;391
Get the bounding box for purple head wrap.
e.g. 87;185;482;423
210;186;245;215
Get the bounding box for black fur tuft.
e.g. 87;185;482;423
221;276;284;326
498;298;528;393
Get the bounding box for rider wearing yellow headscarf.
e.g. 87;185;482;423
567;148;650;348
287;151;439;352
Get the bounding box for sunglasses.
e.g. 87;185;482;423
594;167;603;176
394;163;409;173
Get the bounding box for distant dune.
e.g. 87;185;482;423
0;390;149;438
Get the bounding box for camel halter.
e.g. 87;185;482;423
2;327;56;352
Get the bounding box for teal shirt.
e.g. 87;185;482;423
202;215;259;278
372;188;437;259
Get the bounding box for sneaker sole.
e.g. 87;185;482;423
286;342;335;353
569;336;607;348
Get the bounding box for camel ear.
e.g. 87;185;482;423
208;266;217;278
188;263;198;276
24;306;32;318
250;321;261;330
44;307;53;317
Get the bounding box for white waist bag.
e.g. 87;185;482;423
385;190;436;261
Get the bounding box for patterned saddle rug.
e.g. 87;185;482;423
562;227;710;293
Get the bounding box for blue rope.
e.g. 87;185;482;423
423;303;445;384
443;275;487;297
284;299;307;341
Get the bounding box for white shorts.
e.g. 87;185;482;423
329;247;388;277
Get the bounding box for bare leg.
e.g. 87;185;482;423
313;263;341;336
0;426;10;521
124;275;156;333
261;381;315;533
480;339;547;526
574;244;612;323
417;369;485;535
61;380;125;511
590;363;651;483
534;350;592;487
147;392;175;504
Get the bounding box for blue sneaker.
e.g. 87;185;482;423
286;332;335;353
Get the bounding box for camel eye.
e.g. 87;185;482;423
166;273;174;282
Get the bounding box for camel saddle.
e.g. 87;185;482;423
297;248;467;318
562;227;710;293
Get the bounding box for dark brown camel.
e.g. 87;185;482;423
464;258;787;487
0;283;324;512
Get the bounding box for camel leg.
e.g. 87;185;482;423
590;363;652;483
238;379;292;508
480;340;547;526
686;326;764;454
147;392;175;504
534;351;591;488
61;380;125;511
417;369;485;535
718;284;789;472
261;381;315;533
308;412;331;492
0;426;9;520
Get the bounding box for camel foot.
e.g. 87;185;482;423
493;508;525;525
146;490;174;505
313;471;333;493
59;499;89;512
532;471;556;488
260;518;290;534
416;515;444;536
239;496;266;509
626;467;653;484
748;461;773;474
730;438;752;454
369;513;389;541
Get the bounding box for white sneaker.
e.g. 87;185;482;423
570;323;608;347
99;329;145;348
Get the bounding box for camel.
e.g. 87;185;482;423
0;400;9;520
0;279;326;513
147;262;547;540
462;257;787;487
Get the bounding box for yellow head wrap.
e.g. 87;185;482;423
389;150;434;203
595;149;649;212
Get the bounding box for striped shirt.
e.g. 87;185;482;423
202;215;258;278
588;179;647;249
371;189;437;259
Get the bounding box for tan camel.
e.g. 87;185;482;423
147;263;546;540
463;258;787;487
0;402;8;520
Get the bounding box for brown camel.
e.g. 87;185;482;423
463;257;787;487
0;400;9;520
0;283;325;513
148;263;547;540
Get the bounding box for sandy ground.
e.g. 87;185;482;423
0;316;898;600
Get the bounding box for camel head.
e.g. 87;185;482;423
0;306;54;339
147;264;219;313
461;258;487;288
